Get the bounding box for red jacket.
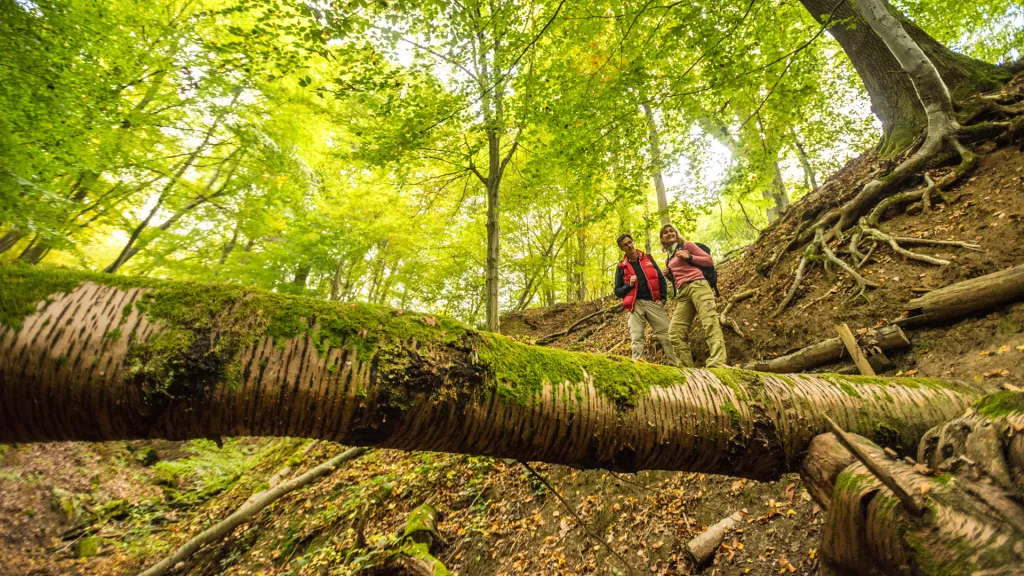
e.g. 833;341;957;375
616;252;662;312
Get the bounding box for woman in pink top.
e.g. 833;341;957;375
660;224;728;367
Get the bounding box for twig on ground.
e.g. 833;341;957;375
521;462;642;575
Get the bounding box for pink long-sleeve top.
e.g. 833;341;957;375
665;241;714;289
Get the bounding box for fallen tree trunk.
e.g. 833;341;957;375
801;415;1024;576
0;267;977;480
742;325;910;374
896;264;1024;327
138;446;367;576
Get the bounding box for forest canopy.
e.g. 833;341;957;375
1;0;1021;328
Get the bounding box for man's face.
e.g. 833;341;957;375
619;236;637;257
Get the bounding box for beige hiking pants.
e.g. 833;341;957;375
669;279;728;368
627;299;679;366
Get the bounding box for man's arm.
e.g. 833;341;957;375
613;265;631;299
650;258;668;302
684;242;714;267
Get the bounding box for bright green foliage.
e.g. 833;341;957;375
1;0;1021;323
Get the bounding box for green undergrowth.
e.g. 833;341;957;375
151;438;272;507
477;333;686;410
973;391;1024;418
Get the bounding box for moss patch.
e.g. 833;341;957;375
0;265;472;402
973;391;1024;418
477;333;685;410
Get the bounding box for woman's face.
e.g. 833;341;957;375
661;228;677;243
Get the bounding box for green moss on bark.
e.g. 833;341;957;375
973;391;1024;418
476;333;685;411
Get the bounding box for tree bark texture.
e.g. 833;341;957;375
742;324;909;373
798;0;1009;154
898;265;1024;328
0;268;978;480
802;431;1024;576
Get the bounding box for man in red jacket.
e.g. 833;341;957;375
613;234;679;366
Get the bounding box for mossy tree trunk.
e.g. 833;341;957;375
0;267;979;480
800;392;1024;576
798;0;1010;155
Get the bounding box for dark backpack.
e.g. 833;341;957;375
693;242;720;297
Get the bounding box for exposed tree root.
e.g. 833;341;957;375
719;288;757;338
816;228;878;303
856;219;982;266
772;249;811;317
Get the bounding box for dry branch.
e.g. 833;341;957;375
685;512;743;568
536;303;618;344
137;446;367;576
897;264;1024;327
742;324;910;374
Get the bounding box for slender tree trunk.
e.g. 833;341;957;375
217;228;239;268
0;268;978;480
764;161;790;223
797;0;1009;155
105;92;240;274
0;230;26;255
292;264;311;289
17;236;50;264
642;103;670;226
790;130;818;190
329;258;346;301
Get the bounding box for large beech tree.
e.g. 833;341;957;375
0;266;975;479
798;0;1012;154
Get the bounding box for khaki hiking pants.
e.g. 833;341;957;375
669;279;728;368
628;299;679;366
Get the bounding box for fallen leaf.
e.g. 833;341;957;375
920;484;933;495
1017;345;1024;352
983;369;1010;378
423;315;436;326
979;350;992;357
905;369;919;376
784;483;795;501
998;345;1010;354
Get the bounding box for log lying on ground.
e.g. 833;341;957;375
896;264;1024;327
686;512;743;568
742;325;910;374
0;267;977;480
375;504;449;576
801;430;1024;576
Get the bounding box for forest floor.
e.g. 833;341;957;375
2;134;1024;576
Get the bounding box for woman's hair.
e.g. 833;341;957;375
659;224;683;252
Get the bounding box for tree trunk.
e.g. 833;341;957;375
742;324;910;373
0;268;978;480
897;265;1024;328
17;236;50;264
642;103;670;226
801;427;1024;576
292;263;311;289
797;0;1010;155
0;230;26;255
765;161;790;223
791;131;818;190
